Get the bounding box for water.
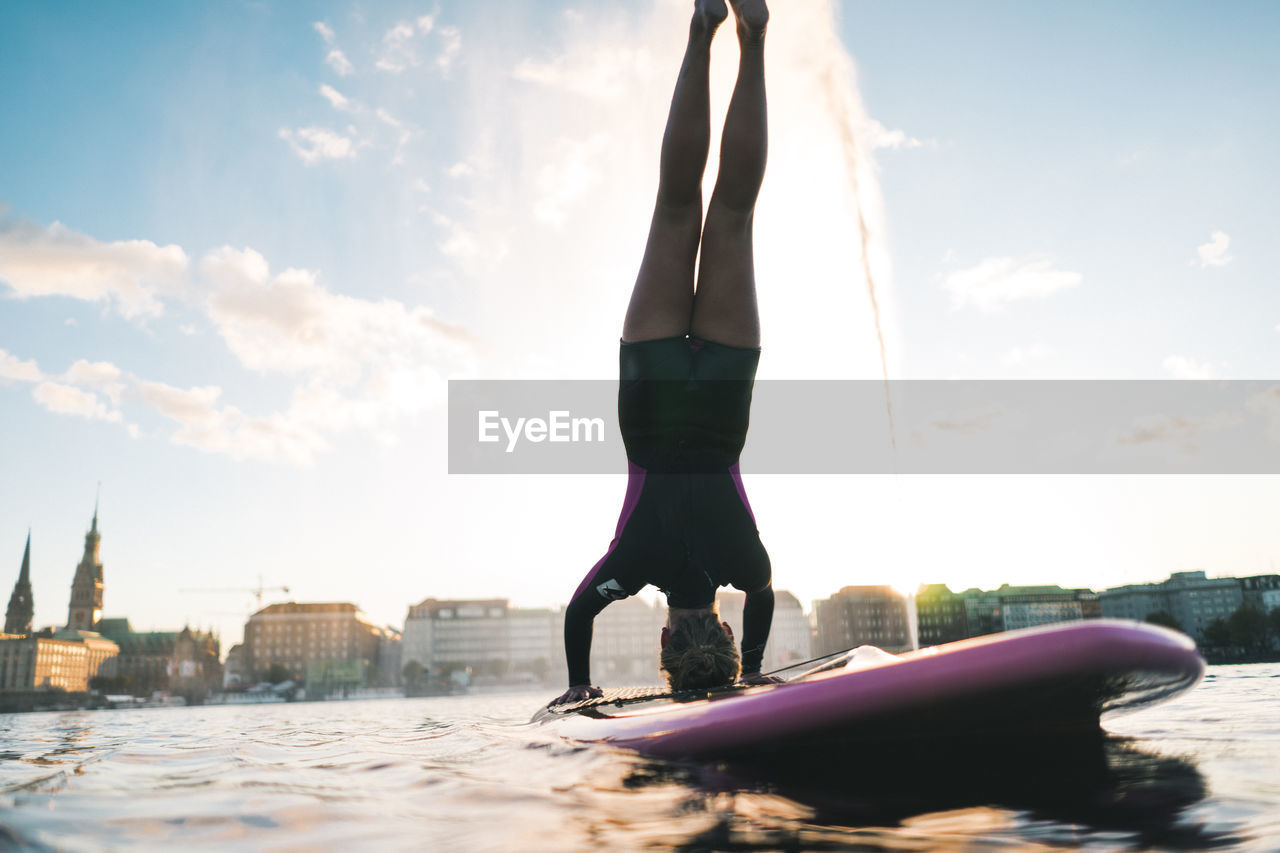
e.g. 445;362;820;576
1;665;1277;852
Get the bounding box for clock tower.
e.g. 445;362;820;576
67;500;104;631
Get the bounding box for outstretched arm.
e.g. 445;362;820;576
549;589;610;706
739;583;776;680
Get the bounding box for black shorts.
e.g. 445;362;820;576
618;335;761;473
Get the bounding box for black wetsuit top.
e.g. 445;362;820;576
564;336;774;686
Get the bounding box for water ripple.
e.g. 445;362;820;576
0;668;1276;850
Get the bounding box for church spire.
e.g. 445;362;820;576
67;497;104;631
5;530;34;636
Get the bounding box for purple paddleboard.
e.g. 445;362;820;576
534;620;1204;760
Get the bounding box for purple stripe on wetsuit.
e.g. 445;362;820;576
728;462;757;527
570;460;647;602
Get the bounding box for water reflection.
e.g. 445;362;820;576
623;732;1235;850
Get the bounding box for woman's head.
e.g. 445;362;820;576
660;609;741;691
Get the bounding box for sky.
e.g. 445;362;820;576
1;0;1278;647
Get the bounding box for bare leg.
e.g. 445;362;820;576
622;0;728;343
690;0;769;349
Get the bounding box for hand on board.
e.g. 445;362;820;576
738;672;785;686
549;684;603;707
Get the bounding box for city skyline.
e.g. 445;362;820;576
5;507;1270;652
2;1;1279;647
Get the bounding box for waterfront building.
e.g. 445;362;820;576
67;503;105;631
1263;588;1280;614
4;532;34;636
716;590;813;673
377;626;403;687
915;584;969;645
1100;571;1243;640
0;631;118;692
243;602;382;686
1239;575;1280;612
402;598;511;678
957;588;1003;636
97;618;220;697
403;597;665;686
813;586;911;656
222;643;249;687
507;607;558;682
592;596;666;684
995;585;1087;630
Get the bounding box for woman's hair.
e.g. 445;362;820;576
660;612;741;691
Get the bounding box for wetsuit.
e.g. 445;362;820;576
564;335;774;687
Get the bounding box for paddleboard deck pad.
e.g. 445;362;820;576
533;620;1204;760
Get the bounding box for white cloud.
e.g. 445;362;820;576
0;216;188;319
319;84;352;111
199;244;470;386
2;213;469;464
862;118;928;151
278;126;357;164
134;379;328;465
436;26;462;74
1162;355;1215;380
513;43;656;101
326;49;354;77
313;21;335;45
134;379;222;425
445;161;474;179
32;382;122;423
533;133;608;227
63;359;125;404
1196;230;1233;268
943;257;1081;311
376;20;419;72
376;17;459;75
0;348;43;383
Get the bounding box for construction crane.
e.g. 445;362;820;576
180;574;291;609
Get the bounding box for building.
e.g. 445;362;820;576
591;597;666;684
995;585;1087;630
223;643;249;687
1262;588;1280;614
377;627;403;687
97;618;220;698
67;503;104;632
402;598;511;678
4;532;34;636
1100;571;1243;640
0;631;118;692
1239;575;1280;612
957;588;1004;637
813;586;911;656
507;607;558;683
915;584;969;645
716;589;813;674
244;602;383;688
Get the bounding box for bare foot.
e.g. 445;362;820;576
692;0;728;40
728;0;768;44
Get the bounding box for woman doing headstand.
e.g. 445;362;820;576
552;0;776;706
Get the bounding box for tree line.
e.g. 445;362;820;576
1145;605;1280;661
